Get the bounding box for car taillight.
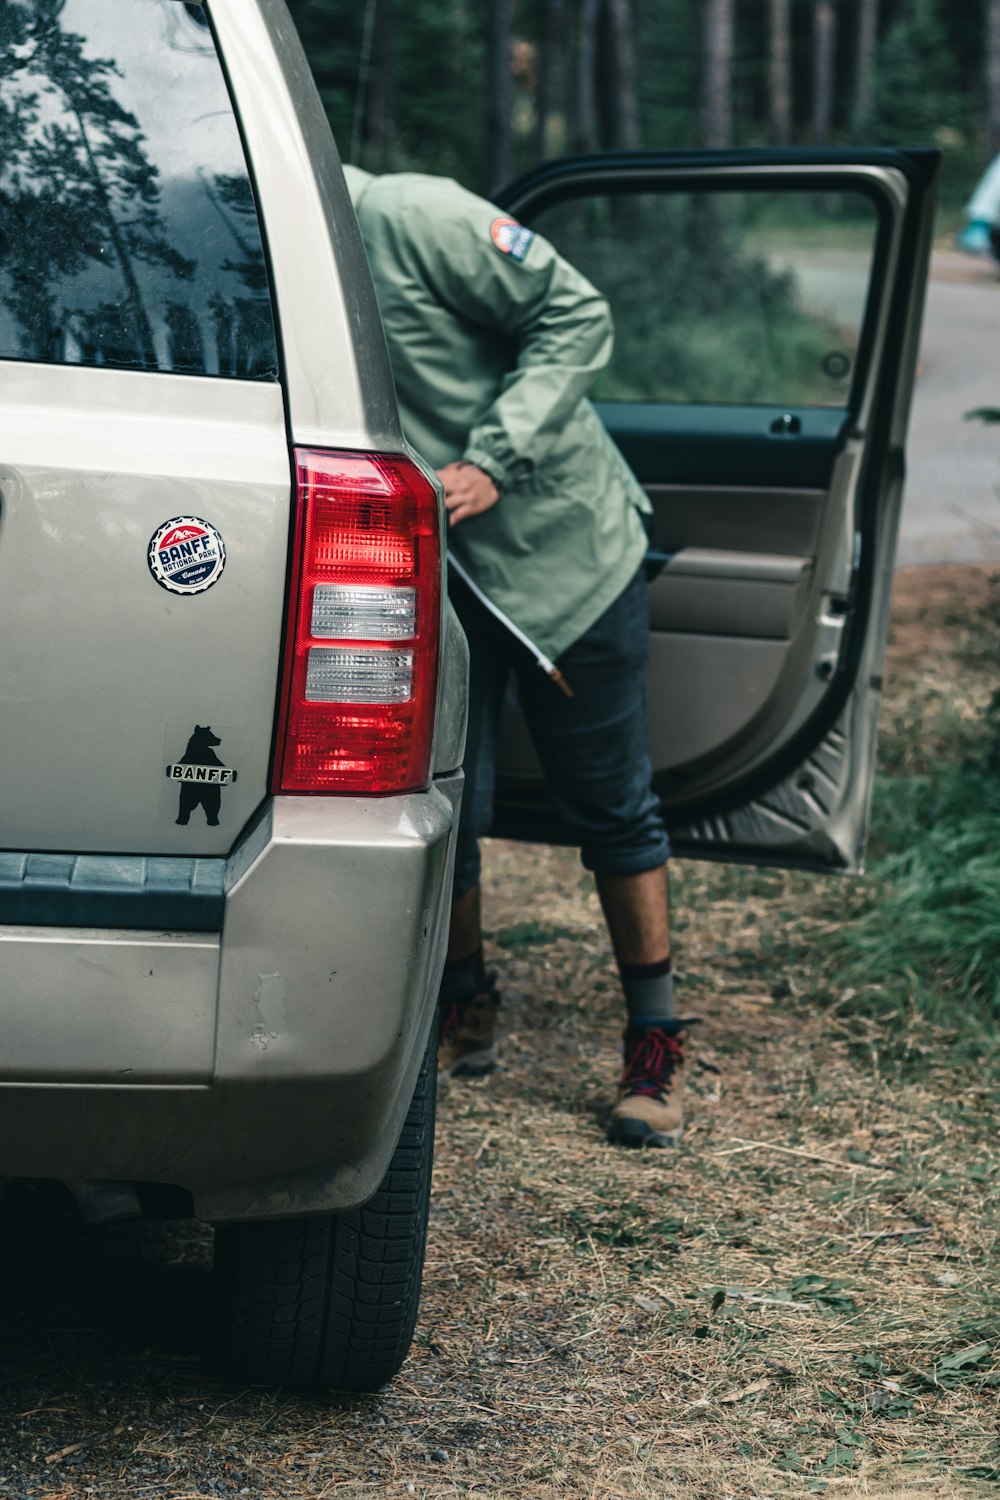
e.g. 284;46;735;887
273;449;441;795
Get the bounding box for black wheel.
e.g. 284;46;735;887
213;1023;436;1391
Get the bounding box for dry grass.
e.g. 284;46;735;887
876;565;1000;779
0;567;996;1499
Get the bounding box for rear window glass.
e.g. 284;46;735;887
0;0;279;380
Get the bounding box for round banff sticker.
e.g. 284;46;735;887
147;517;226;596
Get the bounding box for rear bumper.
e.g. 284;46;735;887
0;775;460;1220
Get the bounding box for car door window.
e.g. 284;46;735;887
531;189;879;410
489;153;935;872
0;0;278;379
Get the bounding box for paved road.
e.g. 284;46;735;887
899;251;1000;564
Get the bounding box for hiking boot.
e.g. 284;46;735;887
606;1020;694;1148
438;981;500;1079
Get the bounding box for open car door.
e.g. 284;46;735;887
489;148;938;873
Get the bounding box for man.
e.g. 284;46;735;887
344;165;692;1147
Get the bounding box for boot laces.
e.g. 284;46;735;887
440;980;497;1043
440;999;462;1043
621;1028;684;1100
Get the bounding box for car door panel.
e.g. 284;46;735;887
599;403;851;489
649;551;813;639
487;149;937;871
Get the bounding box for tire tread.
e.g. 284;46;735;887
214;1024;436;1391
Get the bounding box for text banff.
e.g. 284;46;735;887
166;765;236;785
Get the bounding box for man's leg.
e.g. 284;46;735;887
438;883;499;1076
447;883;482;964
513;569;689;1145
597;866;675;1026
597;866;670;964
438;580;509;1077
597;864;688;1145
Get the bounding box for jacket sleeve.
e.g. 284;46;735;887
400;180;614;489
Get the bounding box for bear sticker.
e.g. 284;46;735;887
166;725;238;827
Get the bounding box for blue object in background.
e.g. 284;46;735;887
957;219;994;254
959;154;1000;256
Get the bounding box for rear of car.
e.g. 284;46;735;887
0;0;466;1389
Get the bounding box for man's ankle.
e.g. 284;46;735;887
440;945;488;1003
619;955;675;1025
447;884;482;964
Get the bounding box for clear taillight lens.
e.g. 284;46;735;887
273;449;441;794
310;583;417;640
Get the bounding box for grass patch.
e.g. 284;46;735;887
810;766;1000;1057
787;568;1000;1075
493;921;581;950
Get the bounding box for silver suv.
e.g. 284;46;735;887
0;0;467;1391
0;0;935;1392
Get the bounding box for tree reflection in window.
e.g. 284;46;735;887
0;0;278;380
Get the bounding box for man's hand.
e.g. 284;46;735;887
436;462;500;528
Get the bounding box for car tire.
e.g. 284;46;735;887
212;1022;437;1391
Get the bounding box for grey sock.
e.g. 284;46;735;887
619;957;674;1024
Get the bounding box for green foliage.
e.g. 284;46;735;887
388;0;485;181
535;191;863;405
284;0;361;155
286;0;484;185
859;0;983;210
285;0;993;212
811;759;1000;1063
635;0;701;150
494;921;579;949
775;573;1000;1077
865;0;963;145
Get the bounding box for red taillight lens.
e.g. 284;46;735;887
273;449;441;795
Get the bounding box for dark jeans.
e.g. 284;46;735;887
451;567;670;897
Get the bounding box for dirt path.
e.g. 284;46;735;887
900;252;1000;567
0;569;996;1499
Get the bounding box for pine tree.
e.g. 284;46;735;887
486;0;513;188
636;0;701;149
867;0;961;145
812;0;837;144
700;0;734;147
853;0;878;132
603;0;640;148
769;0;792;144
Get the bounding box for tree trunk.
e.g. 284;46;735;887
574;0;601;152
368;0;396;169
700;0;733;149
988;0;1000;160
73;108;157;366
605;0;640;148
486;0;514;191
350;0;376;164
535;0;565;158
853;0;877;129
768;0;792;144
812;0;836;145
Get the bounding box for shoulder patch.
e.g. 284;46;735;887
490;217;536;263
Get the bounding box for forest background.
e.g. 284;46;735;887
286;0;1000;215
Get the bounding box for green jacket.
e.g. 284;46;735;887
344;166;649;661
